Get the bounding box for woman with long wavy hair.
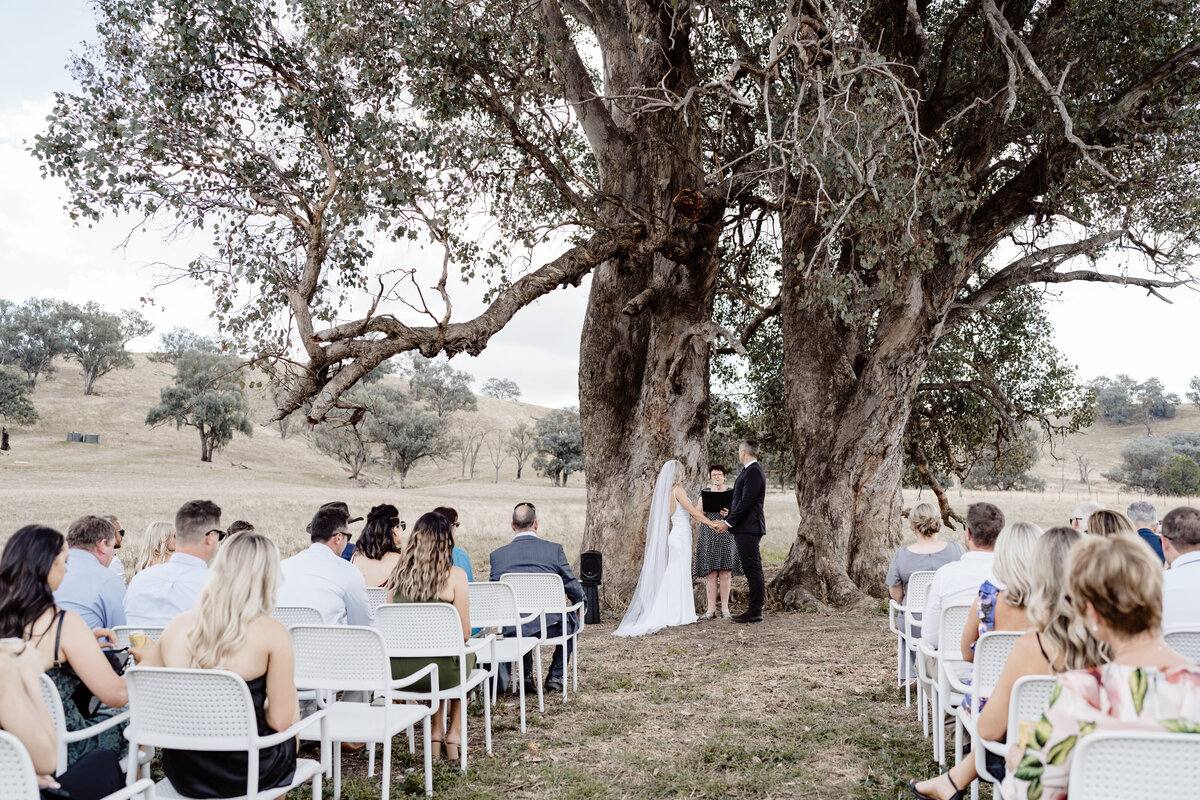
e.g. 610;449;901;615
140;531;300;798
134;521;175;572
386;511;472;761
351;503;403;587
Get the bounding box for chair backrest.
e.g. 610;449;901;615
500;572;568;612
37;674;69;774
125;667;258;751
905;570;937;611
1068;731;1200;800
271;605;324;627
1165;629;1200;663
468;582;521;630
939;603;972;657
0;730;39;800
112;626;166;649
290;625;389;693
365;586;390;611
971;631;1023;699
375;603;465;657
1007;675;1057;740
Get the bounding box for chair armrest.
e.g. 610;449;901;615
64;709;131;743
980;736;1008;757
390;662;440;694
464;633;496;657
564;601;584;615
104;777;154;800
946;673;971;696
515;612;540;627
258;708;327;748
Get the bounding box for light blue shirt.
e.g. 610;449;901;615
452;546;474;582
53;549;127;630
123;552;209;627
278;543;373;626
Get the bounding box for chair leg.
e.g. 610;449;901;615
423;715;432;797
517;656;527;733
334;744;343;800
312;770;322;800
535;647;545;713
572;634;579;693
367;742;375;776
459;694;469;772
484;679;493;756
381;734;391;800
408;724;415;754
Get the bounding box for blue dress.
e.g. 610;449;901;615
963;579;1001;712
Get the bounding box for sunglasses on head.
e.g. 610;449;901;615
514;502;535;511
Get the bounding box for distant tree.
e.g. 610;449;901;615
706;395;744;473
1090;374;1180;433
408;358;477;417
1104;435;1200;494
312;402;372;480
148;327;220;363
1136;377;1180;426
455;420;489;479
1188;376;1200;410
506;421;535;480
1160;456;1200;497
360;359;398;385
1165;432;1200;463
485;429;508;483
145;351;252;462
0;367;39;430
363;386;452;487
533;407;584;486
963;429;1046;491
0;298;69;387
480;378;521;402
61;302;153;395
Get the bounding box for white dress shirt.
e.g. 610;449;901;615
921;550;997;681
278;543;373;626
1163;551;1200;631
124;552;209;627
109;554;127;584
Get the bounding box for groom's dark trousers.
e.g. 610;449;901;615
726;461;767;615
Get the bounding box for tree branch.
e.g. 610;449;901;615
536;0;620;156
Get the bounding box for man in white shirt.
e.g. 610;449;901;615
921;502;1005;681
124;500;223;627
278;505;372;626
1070;501;1105;534
1161;506;1200;631
103;515;127;584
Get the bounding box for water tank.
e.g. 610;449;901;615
67;432;84;443
83;434;100;444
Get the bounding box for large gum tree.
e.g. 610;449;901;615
36;0;1199;605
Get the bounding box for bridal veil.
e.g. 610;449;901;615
613;460;677;637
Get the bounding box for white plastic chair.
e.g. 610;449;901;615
271;606;323;627
889;570;936;709
290;625;438;798
111;627;165;649
974;674;1057;789
0;729;154;800
468;581;542;727
123;666;327;799
947;630;1021;800
1068;730;1200;800
365;586;390;611
38;674;150;777
500;572;585;702
918;602;971;766
1165;628;1200;662
375;603;496;771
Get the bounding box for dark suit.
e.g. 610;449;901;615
489;533;584;681
726;460;766;615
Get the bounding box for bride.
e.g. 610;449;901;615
614;460;710;637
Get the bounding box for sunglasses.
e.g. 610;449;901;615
210;528;228;541
514;502;535;511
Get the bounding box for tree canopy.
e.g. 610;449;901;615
61;303;153;395
0;367;39;427
145;351;253;461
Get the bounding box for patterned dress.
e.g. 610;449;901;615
963;579;1001;713
692;507;743;578
1002;663;1200;800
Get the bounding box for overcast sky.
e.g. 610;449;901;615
3;2;1197;409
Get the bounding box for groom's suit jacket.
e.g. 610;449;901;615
726;461;766;537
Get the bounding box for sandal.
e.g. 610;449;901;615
907;773;965;800
700;611;716;620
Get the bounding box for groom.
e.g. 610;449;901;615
712;439;766;623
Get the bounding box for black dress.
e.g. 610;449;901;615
692;510;744;578
161;673;296;798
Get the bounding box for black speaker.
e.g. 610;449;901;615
579;550;602;585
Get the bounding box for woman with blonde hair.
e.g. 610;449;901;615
961;521;1043;670
1003;535;1200;800
1087;508;1137;538
140;531;299;797
135;521;175;572
387;511;472;761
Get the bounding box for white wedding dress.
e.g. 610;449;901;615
614;461;698;636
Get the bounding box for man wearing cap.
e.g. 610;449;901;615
278;503;373;626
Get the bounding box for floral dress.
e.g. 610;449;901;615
963;579;1000;713
1001;663;1200;800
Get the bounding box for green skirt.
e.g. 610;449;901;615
390;654;476;693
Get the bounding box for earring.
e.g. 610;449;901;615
1091;624;1099;633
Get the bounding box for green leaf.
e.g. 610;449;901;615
1028;776;1044;800
1130;668;1148;715
1161;719;1200;734
1035;716;1054;747
1014;752;1045;781
1049;680;1063;709
1077;720;1096;737
1047;734;1078;766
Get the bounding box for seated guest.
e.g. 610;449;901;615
887;503;965;680
1002;535;1200;800
489;502;585;694
278;505;372;625
1087;508;1137;538
135;521;176;572
921;502;1005;682
1128;500;1166;563
910;527;1103;800
308;501;363;562
226;520;255;537
1069;500;1104;533
102;515;127;584
433;506;475;581
1161;506;1200;631
352;504;403;587
52;516;127;630
139;531;301;798
387;512;473;761
1;525;130;766
0;641;125;800
124;500;223;627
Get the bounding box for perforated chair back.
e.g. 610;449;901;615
1069;731;1200;800
1007;675;1057;736
125;667;257;751
468;582;521;630
971;631;1022;700
500;573;568;613
0;730;39;800
271;605;323;627
375;603;465;656
366;586;390;611
940;603;972;653
905;571;937;612
290;625;390;692
37;674;69;773
112;626;165;649
1165;629;1200;663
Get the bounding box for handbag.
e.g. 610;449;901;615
51;610;132;718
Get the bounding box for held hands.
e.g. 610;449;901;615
710;519;730;532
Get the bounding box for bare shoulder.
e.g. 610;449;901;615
448;565;470;585
250;614;289;641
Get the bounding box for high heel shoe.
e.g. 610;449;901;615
430;735;444;759
443;741;460;762
700;611;716;620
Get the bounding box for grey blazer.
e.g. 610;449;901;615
489;534;584;634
